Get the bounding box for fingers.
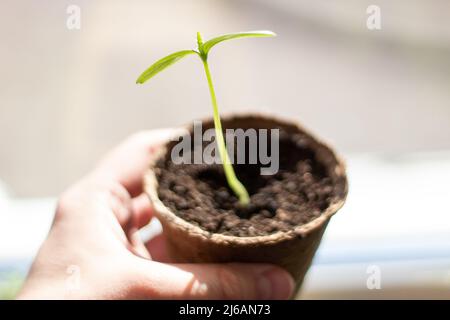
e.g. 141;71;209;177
126;195;155;259
131;194;154;229
132;261;294;300
72;129;173;230
127;227;152;260
55;176;132;225
92;129;179;197
145;233;170;262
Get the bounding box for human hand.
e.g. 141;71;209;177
17;130;294;300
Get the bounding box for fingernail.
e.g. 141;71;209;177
257;268;295;300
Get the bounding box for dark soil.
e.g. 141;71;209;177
155;129;341;237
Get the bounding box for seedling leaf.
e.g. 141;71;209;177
137;31;276;205
136;50;197;84
201;30;276;55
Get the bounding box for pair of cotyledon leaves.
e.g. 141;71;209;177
136;30;275;84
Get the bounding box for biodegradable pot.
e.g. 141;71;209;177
145;114;348;296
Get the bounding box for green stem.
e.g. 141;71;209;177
201;58;250;205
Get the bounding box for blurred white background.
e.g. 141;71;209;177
1;0;450;299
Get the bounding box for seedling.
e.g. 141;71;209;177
136;30;276;205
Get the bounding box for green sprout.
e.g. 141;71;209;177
137;30;276;205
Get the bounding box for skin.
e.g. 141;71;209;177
17;130;294;300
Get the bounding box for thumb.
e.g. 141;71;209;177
133;260;294;300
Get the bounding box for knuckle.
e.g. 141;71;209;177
54;189;77;220
126;264;163;299
216;266;247;299
189;279;209;298
107;181;131;204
